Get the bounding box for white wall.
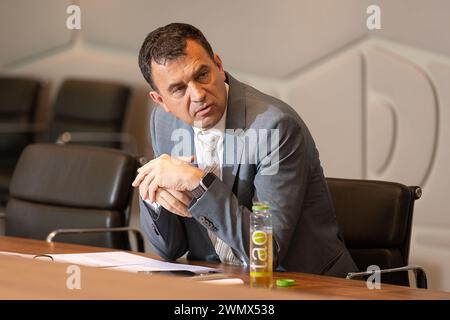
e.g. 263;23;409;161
1;0;449;291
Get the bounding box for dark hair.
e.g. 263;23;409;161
138;23;215;91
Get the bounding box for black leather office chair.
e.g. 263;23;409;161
48;78;132;150
0;76;42;207
326;177;427;288
5;143;144;251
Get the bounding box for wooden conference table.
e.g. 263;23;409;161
0;236;449;300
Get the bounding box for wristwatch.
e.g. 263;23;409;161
191;172;216;200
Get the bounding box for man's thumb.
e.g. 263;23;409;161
176;155;194;163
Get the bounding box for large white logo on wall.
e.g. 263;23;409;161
365;46;439;186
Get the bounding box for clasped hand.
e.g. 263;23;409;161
132;154;203;217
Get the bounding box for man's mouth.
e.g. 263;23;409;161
195;104;213;117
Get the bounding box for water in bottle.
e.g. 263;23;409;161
250;202;273;288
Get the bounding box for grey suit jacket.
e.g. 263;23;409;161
140;73;357;277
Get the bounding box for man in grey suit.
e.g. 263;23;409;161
134;23;357;277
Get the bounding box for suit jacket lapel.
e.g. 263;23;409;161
223;73;247;191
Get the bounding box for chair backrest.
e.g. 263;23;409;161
0;76;41;205
5;143;138;249
326;177;421;286
48;78;131;149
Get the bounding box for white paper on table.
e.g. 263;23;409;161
106;261;219;274
46;251;220;274
201;278;244;285
47;251;152;267
0;251;35;259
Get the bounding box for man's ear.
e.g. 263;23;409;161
214;54;226;80
149;91;170;113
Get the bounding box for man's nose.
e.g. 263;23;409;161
190;82;206;103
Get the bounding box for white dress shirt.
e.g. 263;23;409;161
192;83;228;178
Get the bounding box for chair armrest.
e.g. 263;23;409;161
346;264;428;289
56;131;138;155
46;226;145;253
57;131;149;167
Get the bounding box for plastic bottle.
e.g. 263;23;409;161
249;201;273;288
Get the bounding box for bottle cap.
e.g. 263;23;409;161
252;202;270;211
276;279;295;287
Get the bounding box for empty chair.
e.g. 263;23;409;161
5;143;143;251
0;76;41;206
326;177;427;288
48;78;131;150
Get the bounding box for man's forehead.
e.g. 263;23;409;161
151;55;187;74
152;54;209;85
152;56;203;79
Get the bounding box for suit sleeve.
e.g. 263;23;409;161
139;108;188;261
188;115;309;268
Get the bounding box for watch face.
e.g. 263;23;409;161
202;172;216;188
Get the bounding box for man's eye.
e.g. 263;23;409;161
197;71;209;81
172;86;185;95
